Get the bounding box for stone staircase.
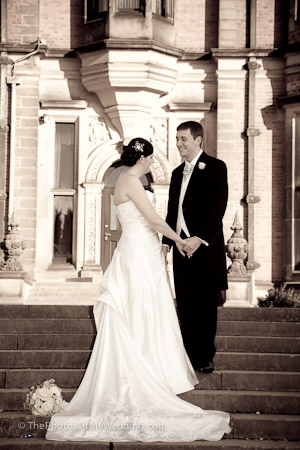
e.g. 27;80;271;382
25;282;100;305
0;305;299;449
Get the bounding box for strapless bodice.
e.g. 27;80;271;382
116;190;155;227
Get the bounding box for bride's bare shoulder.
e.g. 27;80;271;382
115;173;142;204
117;173;141;188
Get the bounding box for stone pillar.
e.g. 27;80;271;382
0;0;9;258
81;182;104;279
215;57;247;248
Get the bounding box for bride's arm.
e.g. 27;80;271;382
126;176;185;252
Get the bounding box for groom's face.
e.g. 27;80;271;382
176;129;201;161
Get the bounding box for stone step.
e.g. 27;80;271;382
195;370;300;392
216;321;300;337
2;369;86;389
0;441;299;450
0;305;299;321
0;413;300;442
1;388;299;414
0;319;96;335
0;350;91;369
214;352;300;371
220;308;300;322
27;293;98;299
1;350;299;371
179;390;300;414
215;336;300;354
2;369;300;392
1;318;299;337
29;287;99;293
0;305;94;319
1;334;298;353
24;298;95;306
0;334;95;350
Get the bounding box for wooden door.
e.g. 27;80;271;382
101;186;122;272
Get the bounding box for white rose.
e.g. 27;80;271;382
198;162;206;170
50;386;61;397
35;399;54;416
38;387;51;400
43;398;54;413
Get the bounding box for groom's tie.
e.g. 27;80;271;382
183;162;193;181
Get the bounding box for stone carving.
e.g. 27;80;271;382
86;198;96;262
226;212;249;275
88;147;120;181
0;212;27;271
247;60;261;70
152;156;166;182
150;118;168;156
89;118;110;150
155;197;167;219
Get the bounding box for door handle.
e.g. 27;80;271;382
104;232;112;241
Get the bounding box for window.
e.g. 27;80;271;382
294;115;300;271
85;0;108;22
119;0;142;9
152;0;174;22
53;196;73;263
53;123;75;264
295;0;300;22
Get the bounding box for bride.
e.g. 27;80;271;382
45;138;231;442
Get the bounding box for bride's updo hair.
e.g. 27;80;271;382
121;137;153;167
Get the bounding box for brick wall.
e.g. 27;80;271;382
256;0;288;49
218;0;247;49
175;0;206;52
39;0;72;49
13;64;39;275
286;72;300;95
7;0;39;45
256;0;275;48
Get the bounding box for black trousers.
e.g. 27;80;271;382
173;236;218;369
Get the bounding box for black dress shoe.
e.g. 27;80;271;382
196;361;214;373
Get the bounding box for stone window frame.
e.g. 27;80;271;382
50;117;79;268
284;105;300;282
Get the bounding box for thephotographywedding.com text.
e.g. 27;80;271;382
19;420;166;431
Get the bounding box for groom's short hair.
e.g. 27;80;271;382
177;121;203;140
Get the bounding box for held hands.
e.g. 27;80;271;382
175;240;187;257
182;237;201;258
175;237;201;258
164;236;202;264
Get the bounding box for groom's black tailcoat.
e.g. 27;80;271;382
162;151;228;368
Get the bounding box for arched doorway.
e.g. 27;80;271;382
101;162;153;271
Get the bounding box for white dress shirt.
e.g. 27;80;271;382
176;151;202;236
164;150;209;251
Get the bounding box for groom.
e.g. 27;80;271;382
162;121;228;373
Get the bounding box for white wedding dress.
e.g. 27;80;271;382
46;191;230;442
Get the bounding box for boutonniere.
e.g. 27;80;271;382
198;162;206;170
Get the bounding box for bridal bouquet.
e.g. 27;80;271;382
24;379;68;416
